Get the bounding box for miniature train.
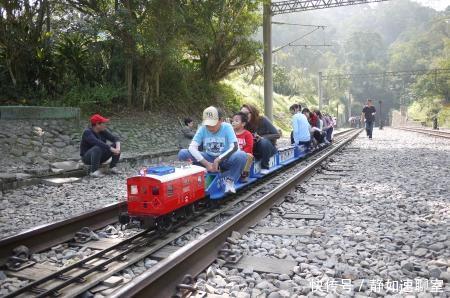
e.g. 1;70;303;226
119;144;312;229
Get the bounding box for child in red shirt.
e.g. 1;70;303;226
232;112;254;181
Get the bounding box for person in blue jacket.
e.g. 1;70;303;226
80;114;121;177
178;106;247;194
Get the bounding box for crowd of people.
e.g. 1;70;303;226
289;104;334;151
78;103;337;192
176;104;336;193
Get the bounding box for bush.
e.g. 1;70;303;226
57;83;126;112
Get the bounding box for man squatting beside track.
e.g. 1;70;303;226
80;114;121;178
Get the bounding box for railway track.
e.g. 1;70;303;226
395;127;450;139
110;128;361;297
0;129;359;297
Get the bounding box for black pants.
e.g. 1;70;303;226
326;127;333;142
254;138;277;169
365;121;374;138
313;130;324;143
82;145;120;172
298;140;311;147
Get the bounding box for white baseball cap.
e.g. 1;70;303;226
202;106;219;126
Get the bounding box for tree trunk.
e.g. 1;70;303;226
6;59;17;87
126;58;133;107
155;70;160;99
143;78;149;111
45;0;50;32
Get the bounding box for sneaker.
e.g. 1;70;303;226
260;169;270;175
110;167;121;175
90;170;105;178
240;176;248;183
224;179;236;194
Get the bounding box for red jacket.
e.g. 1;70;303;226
236;130;254;154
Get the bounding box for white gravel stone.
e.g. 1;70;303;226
195;128;450;298
0;159;184;239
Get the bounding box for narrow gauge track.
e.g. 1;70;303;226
1;129;357;298
0;129;353;263
109;128;361;298
395;127;450;139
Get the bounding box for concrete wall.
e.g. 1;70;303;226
0;106;80;120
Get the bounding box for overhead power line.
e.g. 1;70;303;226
290;44;333;47
272;21;327;28
272;26;325;53
321;68;450;81
271;0;390;15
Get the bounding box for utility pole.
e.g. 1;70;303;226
348;90;351;123
336;103;339;128
263;1;273;121
318;72;322;110
379;100;383;129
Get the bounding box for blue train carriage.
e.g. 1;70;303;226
206;143;309;199
205;170;258;200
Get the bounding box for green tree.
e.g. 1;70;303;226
180;0;261;82
0;0;53;100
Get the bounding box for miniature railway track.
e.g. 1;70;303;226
396;127;450;139
0;129;357;298
109;128;362;298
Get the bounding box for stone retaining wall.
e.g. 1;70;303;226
0;106;80;120
0;113;189;174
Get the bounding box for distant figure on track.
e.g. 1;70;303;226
361;99;376;140
80;114;121;177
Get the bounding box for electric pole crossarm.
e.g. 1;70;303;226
271;0;389;15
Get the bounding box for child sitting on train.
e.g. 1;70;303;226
232;112;254;182
178;106;247;194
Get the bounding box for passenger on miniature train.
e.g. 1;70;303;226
290;104;311;148
80;114;121;178
240;104;280;175
178;106;247;194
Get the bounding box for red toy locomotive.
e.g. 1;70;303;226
120;165;206;228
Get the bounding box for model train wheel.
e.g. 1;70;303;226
184;204;196;219
157;216;174;233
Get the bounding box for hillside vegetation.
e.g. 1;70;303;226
1;0;448;127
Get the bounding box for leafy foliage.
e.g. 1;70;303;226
0;0;262;112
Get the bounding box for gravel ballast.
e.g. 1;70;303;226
194;128;450;297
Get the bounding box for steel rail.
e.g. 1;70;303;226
111;129;362;298
0;202;125;265
395;127;450;139
0;129;353;267
1;129;356;297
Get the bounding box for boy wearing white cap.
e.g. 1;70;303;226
178;106;247;193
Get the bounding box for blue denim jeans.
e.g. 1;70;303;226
178;149;247;183
365;121;374;138
326;127;333;142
